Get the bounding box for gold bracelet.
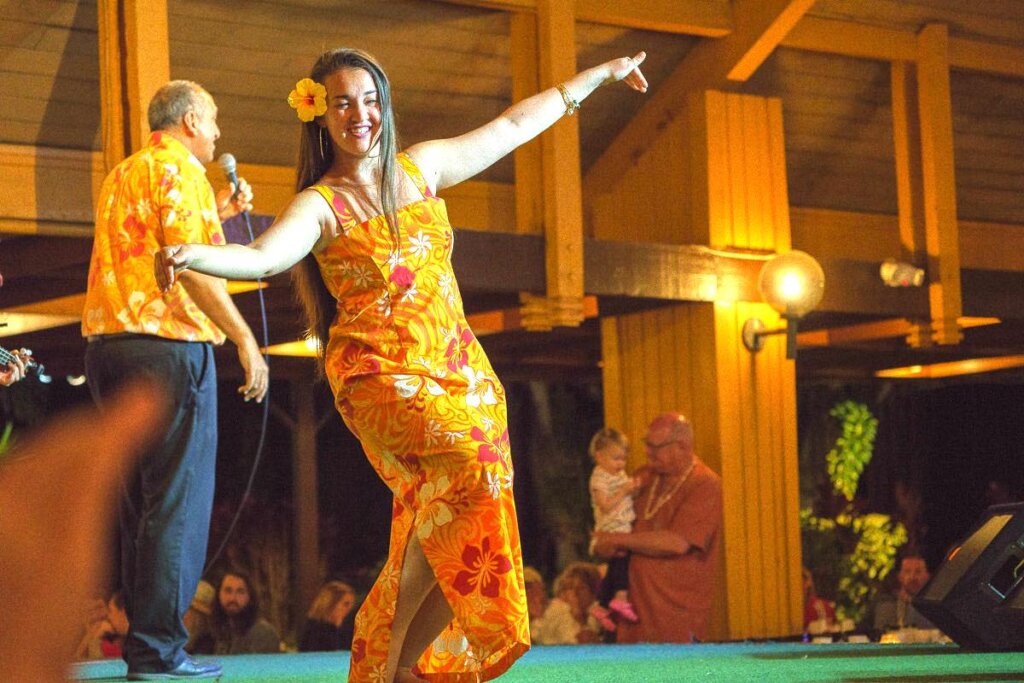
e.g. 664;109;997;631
557;83;579;116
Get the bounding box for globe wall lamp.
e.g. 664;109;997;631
741;250;825;360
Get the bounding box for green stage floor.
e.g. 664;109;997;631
72;643;1024;682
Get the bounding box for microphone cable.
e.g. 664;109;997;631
203;191;273;574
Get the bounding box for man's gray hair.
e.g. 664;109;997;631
147;80;210;131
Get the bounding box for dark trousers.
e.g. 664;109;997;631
86;335;218;672
598;554;631;607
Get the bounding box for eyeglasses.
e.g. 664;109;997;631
644;438;680;451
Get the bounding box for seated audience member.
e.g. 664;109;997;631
184;579;215;654
523;566;549;642
298;580;357;652
871;552;937;634
75;591;129;660
209;569;281;654
532;562;603;645
802;567;836;634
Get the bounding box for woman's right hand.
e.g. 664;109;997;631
601;51;648;92
154;244;194;292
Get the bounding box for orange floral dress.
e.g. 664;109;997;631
309;154;529;682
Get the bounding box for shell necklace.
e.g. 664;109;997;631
643;462;695;520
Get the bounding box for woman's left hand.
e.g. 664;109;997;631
154;244;195;292
604;51;648;93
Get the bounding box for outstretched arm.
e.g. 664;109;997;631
155;189;329;290
407;52;648;192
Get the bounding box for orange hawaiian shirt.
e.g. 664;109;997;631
82;132;227;343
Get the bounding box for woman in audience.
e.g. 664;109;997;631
299;580;359;652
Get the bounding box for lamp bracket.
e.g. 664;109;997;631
742;317;798;359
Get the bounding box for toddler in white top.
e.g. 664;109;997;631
588;427;642;631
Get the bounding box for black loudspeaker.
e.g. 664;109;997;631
914;502;1024;650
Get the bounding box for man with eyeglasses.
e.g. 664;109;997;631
592;412;722;643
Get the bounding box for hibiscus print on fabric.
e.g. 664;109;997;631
452;536;513;598
445;325;474;373
472;426;510;470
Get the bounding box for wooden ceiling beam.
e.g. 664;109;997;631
789;207;1024;274
727;0;817;81
797;316;1000;349
782;16;917;62
950;36;1024;79
583;0;813;197
783;16;1024;79
430;0;732;37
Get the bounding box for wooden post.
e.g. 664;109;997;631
522;0;585;331
600;91;803;640
917;23;963;346
510;12;544;236
891;61;932;347
97;0;170;169
291;381;321;630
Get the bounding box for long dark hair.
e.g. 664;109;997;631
291;48;401;375
210;570;260;636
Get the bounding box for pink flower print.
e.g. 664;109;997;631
471;427;510;469
390;265;415;289
331;194;357;233
445;326;474;373
452;537;513;598
119;214;148;262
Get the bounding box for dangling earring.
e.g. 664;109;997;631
318;127;326;160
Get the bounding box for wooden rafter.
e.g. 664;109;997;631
584;0;816;197
430;0;732;37
784;16;1024;79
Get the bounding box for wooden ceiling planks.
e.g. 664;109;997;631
743;48;896;216
0;1;100;150
575;22;697;174
168;0;513;178
810;0;1024;46
950;70;1024;224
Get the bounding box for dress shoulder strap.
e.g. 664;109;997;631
397;153;435;199
307;184;360;233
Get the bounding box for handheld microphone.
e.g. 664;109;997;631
217;153;241;204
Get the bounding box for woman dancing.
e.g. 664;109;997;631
155;47;647;682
